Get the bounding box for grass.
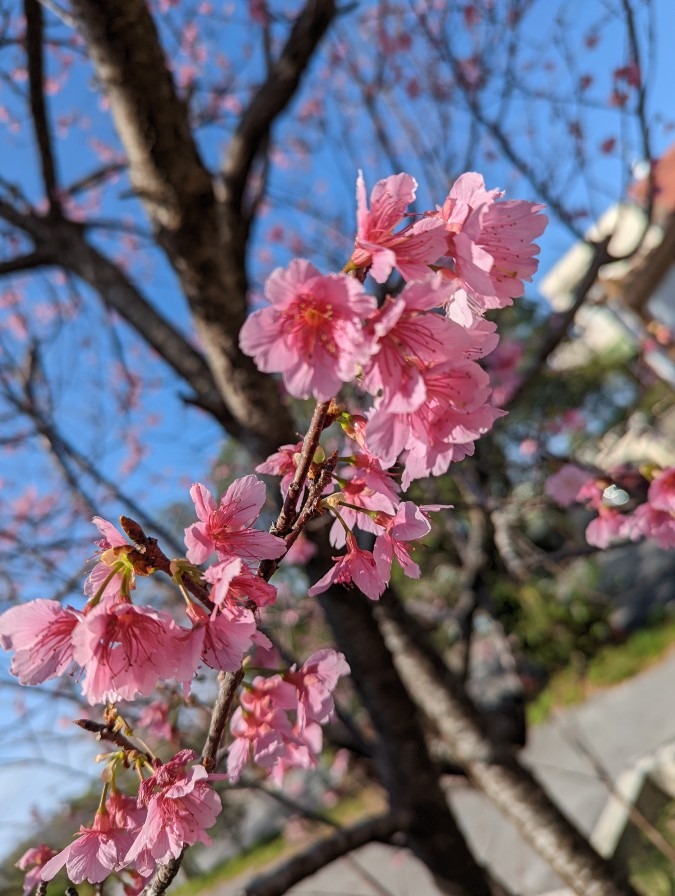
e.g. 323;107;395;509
528;616;675;725
171;785;387;896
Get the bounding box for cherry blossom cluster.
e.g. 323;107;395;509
2;169;547;893
546;463;675;549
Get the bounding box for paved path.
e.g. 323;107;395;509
212;648;675;896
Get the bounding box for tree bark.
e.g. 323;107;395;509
313;542;500;896
375;590;641;896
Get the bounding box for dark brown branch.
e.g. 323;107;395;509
271;400;331;537
620;0;654;224
75;719;152;762
0;249;49;275
237;813;400;896
118;516;214;611
66;161;126;196
68;0;296;457
509;235;613;404
375;591;640;896
143;854;184;896
24;0;60;208
0;197;235;429
223;0;337;213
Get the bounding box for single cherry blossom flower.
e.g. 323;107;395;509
285;648;350;730
329;478;396;549
0;599;81;686
84;516;136;604
546;464;594;508
227;676;298;781
137;700;176;743
350;172;446;283
630;502;675;549
72;602;185;705
16;844;56;896
647;466;675;514
185;601;267;673
268;722;322;786
372;501;436;580
239;258;376;400
256;441;303;497
41;809;134;885
585;507;635;548
126;751;221;870
203;556;278;608
283;535;318;566
362;277;473;413
308;533;386;601
184;476;286;565
431;172;547;316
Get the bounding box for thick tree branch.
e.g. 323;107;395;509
0;249;50;274
237;813;400;896
223;0;337;216
68;0;299;457
375;590;640;896
24;0;60;209
0;197;236;429
314;545;499;896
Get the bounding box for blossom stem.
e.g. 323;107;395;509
270;399;332;538
200;668;245;773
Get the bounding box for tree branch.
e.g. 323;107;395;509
237;813;400;896
375;590;640;896
68;0;299;457
223;0;337;216
0;196;236;429
24;0;60;209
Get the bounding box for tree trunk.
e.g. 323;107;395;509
375;590;641;896
313;541;500;896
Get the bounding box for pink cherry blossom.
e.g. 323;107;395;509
329;477;396;549
585;507;633;548
648;466;675;514
366;358;503;483
41;809;134;885
227;676;298;781
184;476;286;565
126;751;221;870
16;844;56;896
285;648;350;730
268;721;323;786
630;503;675;549
185;601;266;673
283;534;318;565
239;259;376;400
137;700;176;743
203;556;278;608
84;516;134;603
362;277;473;412
72;602;185;705
431;172;547;316
255;441;303;497
0;599;81;686
372;501;435;580
546;464;594;507
308;533;387;601
350;172;446;283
